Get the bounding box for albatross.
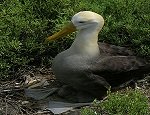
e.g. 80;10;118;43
46;11;150;101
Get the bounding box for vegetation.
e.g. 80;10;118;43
81;89;150;115
0;0;150;78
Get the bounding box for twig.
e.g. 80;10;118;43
4;97;8;115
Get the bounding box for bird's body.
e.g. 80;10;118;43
53;43;149;99
46;11;150;100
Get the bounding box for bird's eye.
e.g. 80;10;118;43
78;21;85;23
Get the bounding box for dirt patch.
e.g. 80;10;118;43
0;67;56;114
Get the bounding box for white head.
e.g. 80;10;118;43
71;11;104;32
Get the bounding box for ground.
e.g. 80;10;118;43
0;67;150;115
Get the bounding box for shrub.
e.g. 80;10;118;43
0;0;77;78
81;89;150;115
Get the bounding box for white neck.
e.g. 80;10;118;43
69;27;100;57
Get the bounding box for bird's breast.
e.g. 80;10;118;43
52;51;96;84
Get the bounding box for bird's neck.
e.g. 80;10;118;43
70;28;100;57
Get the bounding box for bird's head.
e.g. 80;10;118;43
46;11;104;42
72;11;104;31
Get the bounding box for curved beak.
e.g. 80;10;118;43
45;22;76;42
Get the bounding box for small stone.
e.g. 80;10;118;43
22;101;30;105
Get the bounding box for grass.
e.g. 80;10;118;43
0;0;150;78
81;89;150;115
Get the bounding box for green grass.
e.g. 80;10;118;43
81;89;150;115
0;0;150;78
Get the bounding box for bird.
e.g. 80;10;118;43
46;11;150;101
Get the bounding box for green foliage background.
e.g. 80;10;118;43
0;0;150;78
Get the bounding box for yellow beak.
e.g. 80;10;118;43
45;22;76;42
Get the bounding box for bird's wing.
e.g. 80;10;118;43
92;56;149;73
90;56;150;87
98;42;134;56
